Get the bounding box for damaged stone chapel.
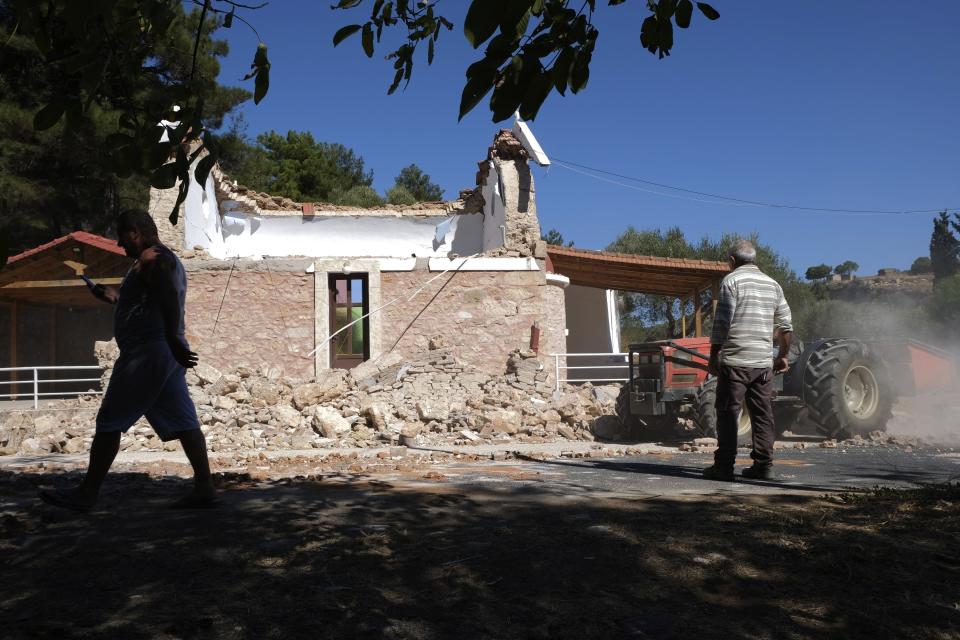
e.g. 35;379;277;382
0;124;730;453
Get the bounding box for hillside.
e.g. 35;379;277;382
824;270;933;303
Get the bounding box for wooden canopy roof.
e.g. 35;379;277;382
546;245;729;298
0;232;130;306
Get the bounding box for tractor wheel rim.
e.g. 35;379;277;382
844;365;879;419
737;408;752;436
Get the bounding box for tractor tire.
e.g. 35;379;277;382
803;339;894;439
692;379;753;447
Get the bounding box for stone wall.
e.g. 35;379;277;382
495;157;541;256
184;266;315;379
379;269;561;376
540;279;568;375
148;185;185;253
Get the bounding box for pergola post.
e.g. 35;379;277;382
10;301;17;398
680;296;687;338
694;289;702;337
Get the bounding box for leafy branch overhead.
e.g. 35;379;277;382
332;0;720;121
8;0;269;226
6;0;715;253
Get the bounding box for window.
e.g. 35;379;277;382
328;274;369;369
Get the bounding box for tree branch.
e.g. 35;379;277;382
189;0;212;87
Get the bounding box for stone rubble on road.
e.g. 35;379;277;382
0;340;934;458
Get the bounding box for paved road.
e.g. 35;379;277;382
5;440;959;498
434;446;960;497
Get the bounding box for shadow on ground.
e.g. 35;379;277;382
1;468;957;640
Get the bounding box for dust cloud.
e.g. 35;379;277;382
803;297;959;445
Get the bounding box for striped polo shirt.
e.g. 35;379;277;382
710;264;793;368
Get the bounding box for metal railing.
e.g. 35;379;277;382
0;366;104;409
550;352;629;391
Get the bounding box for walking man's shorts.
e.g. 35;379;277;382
95;342;200;442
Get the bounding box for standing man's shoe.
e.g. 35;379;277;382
702;465;735;482
741;464;776;481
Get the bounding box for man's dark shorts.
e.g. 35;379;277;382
96;342;200;442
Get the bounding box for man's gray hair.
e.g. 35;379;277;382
728;239;757;264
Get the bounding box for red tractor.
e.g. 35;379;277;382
616;337;956;442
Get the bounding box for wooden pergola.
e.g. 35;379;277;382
0;232;130;374
546;245;730;338
0;231;129;306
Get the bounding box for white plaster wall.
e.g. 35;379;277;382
183;185;484;259
183;172;226;257
563;284;627;384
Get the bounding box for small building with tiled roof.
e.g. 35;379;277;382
0;232;131;399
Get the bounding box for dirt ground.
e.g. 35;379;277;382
1;457;958;640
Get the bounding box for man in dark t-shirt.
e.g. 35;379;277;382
41;210;216;511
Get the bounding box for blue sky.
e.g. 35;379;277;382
210;1;960;277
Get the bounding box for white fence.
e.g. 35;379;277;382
0;366;104;409
550;352;629;391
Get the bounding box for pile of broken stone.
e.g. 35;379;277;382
0;340;624;456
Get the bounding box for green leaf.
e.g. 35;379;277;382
169;182;189;227
464;0;505;48
570;49;591;93
250;43;271;104
175;144;189;179
333;24;362;46
458;76;495;121
696;2;720;20
33;100;65;131
519;69;552;120
459;59;499;120
254;66;270;104
427;37;435;64
640;15;658;53
490;73;523;122
657;14;673;57
362;23;374;57
194;153;218;186
150;162;179;189
334;0;363;9
388;67;404;95
675;0;692;28
499;1;533;38
552;47;575;95
254;42;269;67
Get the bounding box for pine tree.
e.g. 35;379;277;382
930;211;960;281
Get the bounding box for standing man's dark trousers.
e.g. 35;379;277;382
713;365;776;469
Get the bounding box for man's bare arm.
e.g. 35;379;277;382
774;331;793;373
140;249;197;368
87;282;119;304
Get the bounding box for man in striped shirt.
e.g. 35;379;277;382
703;240;793;482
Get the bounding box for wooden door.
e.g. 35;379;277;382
328;274;369;370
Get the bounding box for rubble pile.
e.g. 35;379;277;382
0;340;622;456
